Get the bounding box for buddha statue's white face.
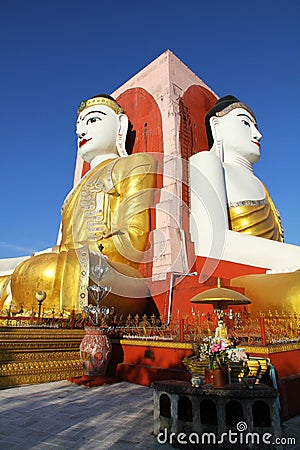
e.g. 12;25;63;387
216;107;262;164
76;105;120;163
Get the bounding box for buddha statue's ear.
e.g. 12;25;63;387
209;116;224;162
116;113;129;157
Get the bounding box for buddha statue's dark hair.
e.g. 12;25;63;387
205;95;255;149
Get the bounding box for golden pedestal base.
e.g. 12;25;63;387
0;327;85;387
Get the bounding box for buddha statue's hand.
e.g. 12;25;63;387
100;229;124;239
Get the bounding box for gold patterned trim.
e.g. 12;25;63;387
0;359;82;376
0;329;85;337
0;350;80;362
229;198;268;208
0;368;83;388
215;102;256;120
242;343;300;354
118;339;300;353
78;246;89;310
0;327;84;388
77;97;123;116
119;339;193;349
0;342;82;351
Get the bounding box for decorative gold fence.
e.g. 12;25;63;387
1;310;299;347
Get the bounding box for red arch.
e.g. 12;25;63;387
80;87;164;178
180;84;217;157
116;87;164;155
116;88;164;278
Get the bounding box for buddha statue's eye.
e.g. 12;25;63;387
87;117;101;124
241;119;250;127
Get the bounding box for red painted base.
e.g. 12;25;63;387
278;375;300;421
116;363;190;386
67;375;120;388
66;341;299;420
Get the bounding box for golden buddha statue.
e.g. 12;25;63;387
3;95;157;315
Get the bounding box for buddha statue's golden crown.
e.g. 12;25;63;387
77;96;124;116
216;102;256;120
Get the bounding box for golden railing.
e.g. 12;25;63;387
1;309;299;347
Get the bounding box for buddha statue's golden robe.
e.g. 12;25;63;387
228;187;300;313
10;153;157;314
228;187;284;242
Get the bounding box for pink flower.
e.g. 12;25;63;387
211;344;220;353
220;340;228;351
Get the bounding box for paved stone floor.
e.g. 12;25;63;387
0;380;299;449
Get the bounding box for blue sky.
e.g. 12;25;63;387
0;0;299;258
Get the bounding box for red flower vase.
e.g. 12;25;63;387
212;368;228;388
80;327;112;377
204;368;214;385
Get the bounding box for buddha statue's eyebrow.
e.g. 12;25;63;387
237;113;255;123
79;110;107;122
82;111;107;120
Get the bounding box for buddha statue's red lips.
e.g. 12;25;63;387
252;141;260;147
79;138;91;148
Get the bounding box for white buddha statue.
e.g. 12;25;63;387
190;96;300;313
190;95;283;246
2;95;157;315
